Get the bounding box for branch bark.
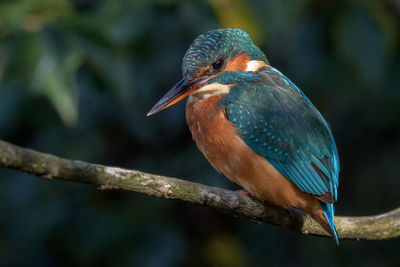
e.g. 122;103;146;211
0;139;399;240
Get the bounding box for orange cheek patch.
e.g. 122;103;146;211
224;53;251;72
229;83;238;88
196;66;211;77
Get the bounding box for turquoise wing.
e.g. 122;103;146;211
221;67;339;202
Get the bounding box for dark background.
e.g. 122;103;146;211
0;0;399;266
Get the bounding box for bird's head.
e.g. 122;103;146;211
147;28;268;116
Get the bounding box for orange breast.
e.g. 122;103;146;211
185;95;321;213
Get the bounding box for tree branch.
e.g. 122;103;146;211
0;139;399;240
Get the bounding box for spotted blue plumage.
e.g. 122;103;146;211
213;67;340;203
215;68;340;243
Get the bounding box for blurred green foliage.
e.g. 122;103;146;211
0;0;399;266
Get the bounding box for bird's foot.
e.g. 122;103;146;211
235;189;250;195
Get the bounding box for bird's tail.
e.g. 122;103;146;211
318;201;339;245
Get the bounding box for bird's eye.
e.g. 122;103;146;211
212;59;224;71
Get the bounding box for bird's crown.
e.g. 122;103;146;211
182;28;267;77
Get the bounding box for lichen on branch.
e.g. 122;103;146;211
0;140;399;240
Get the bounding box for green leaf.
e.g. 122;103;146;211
33;49;82;127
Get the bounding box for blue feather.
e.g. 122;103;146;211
320;201;340;245
215;68;340;201
212;66;340;243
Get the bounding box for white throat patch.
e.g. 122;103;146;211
189;82;230;102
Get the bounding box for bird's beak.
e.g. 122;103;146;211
147;74;209;116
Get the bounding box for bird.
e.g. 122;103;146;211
147;28;340;244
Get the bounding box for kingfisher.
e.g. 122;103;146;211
148;28;340;244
